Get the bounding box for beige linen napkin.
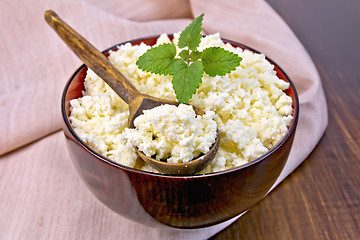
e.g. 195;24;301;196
0;0;327;239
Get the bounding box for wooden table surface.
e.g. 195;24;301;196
212;0;360;239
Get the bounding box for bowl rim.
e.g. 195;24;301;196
61;34;299;179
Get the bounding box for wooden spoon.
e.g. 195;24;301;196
45;10;219;175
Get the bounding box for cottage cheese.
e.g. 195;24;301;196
69;33;293;174
122;104;217;163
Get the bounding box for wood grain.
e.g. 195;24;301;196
211;0;360;239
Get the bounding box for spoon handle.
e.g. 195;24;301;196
45;10;141;105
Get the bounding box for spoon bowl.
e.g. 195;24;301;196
45;10;219;175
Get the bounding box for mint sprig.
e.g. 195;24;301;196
136;14;242;103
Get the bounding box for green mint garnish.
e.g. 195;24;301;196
171;60;204;103
189;50;202;61
201;47;242;77
178;14;203;51
136;43;176;75
178;49;190;61
136;14;242;103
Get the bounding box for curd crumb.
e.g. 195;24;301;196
122;104;217;163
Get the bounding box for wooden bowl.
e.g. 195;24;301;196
61;36;299;228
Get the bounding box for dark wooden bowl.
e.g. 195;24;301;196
61;36;299;229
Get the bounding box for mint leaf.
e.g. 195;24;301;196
178;49;189;61
171;61;204;103
169;59;186;75
201;47;242;77
178;14;204;51
190;50;202;61
136;43;176;75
